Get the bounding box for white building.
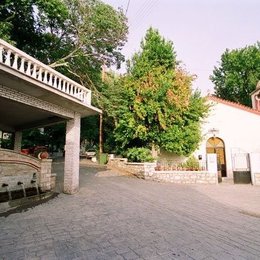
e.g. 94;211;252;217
195;95;260;182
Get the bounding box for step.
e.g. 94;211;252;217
221;177;234;184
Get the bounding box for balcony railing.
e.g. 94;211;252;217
0;39;91;105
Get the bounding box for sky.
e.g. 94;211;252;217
103;0;260;95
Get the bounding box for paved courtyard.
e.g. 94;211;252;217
0;160;260;260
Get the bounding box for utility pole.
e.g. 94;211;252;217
126;0;130;15
99;63;106;154
99;113;103;154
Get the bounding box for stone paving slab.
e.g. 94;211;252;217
0;162;260;259
192;184;260;217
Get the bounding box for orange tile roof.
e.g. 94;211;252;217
207;95;260;116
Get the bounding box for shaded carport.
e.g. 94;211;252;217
0;39;101;194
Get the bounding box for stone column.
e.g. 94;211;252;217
39;159;53;191
64;113;81;194
14;131;22;152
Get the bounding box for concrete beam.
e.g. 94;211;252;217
0;84;74;119
16;116;66;131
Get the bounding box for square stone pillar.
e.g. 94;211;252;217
64;113;81;194
39;159;53;191
14;131;22;152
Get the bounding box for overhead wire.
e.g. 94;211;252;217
129;0;158;34
125;0;131;15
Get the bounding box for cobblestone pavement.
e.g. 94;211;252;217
0;162;260;260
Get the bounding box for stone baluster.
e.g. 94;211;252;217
43;70;48;84
62;80;67;93
12;53;18;70
5;49;11;66
26;61;31;76
58;78;62;90
38;67;43;81
66;83;70;94
53;76;57;88
19;58;25;73
0;39;93;105
69;84;73;95
32;64;37;78
48;73;53;86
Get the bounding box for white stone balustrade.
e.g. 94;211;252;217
0;39;91;105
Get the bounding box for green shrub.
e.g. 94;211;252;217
181;155;200;170
126;147;154;162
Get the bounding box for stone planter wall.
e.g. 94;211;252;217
144;170;218;184
108;158;218;184
108;158;146;178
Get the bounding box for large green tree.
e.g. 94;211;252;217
210;43;260;107
0;0;128;88
0;0;128;148
110;28;208;156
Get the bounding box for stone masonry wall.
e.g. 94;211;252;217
0;148;54;192
108;158;145;177
108;159;218;184
144;170;218;184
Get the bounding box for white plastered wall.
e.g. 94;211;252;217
195;100;260;178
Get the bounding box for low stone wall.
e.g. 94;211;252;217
108;158;146;177
108;159;218;184
0;148;55;192
144;170;218;184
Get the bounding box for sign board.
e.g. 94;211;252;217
232;153;249;171
207;154;217;174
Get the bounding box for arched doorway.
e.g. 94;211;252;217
206;137;227;180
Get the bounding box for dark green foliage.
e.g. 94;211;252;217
43;124;65;151
128;27;176;78
0;133;14;149
0;0;69;62
0;0;128;76
22;124;65;151
126;147;154;162
22;129;47;148
81;116;99;147
210;43;260;107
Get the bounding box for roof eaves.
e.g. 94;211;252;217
207;95;260;116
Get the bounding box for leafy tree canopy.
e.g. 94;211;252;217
210;43;260;107
110;28;208;156
0;0;128;88
128;27;177;78
0;0;128;148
